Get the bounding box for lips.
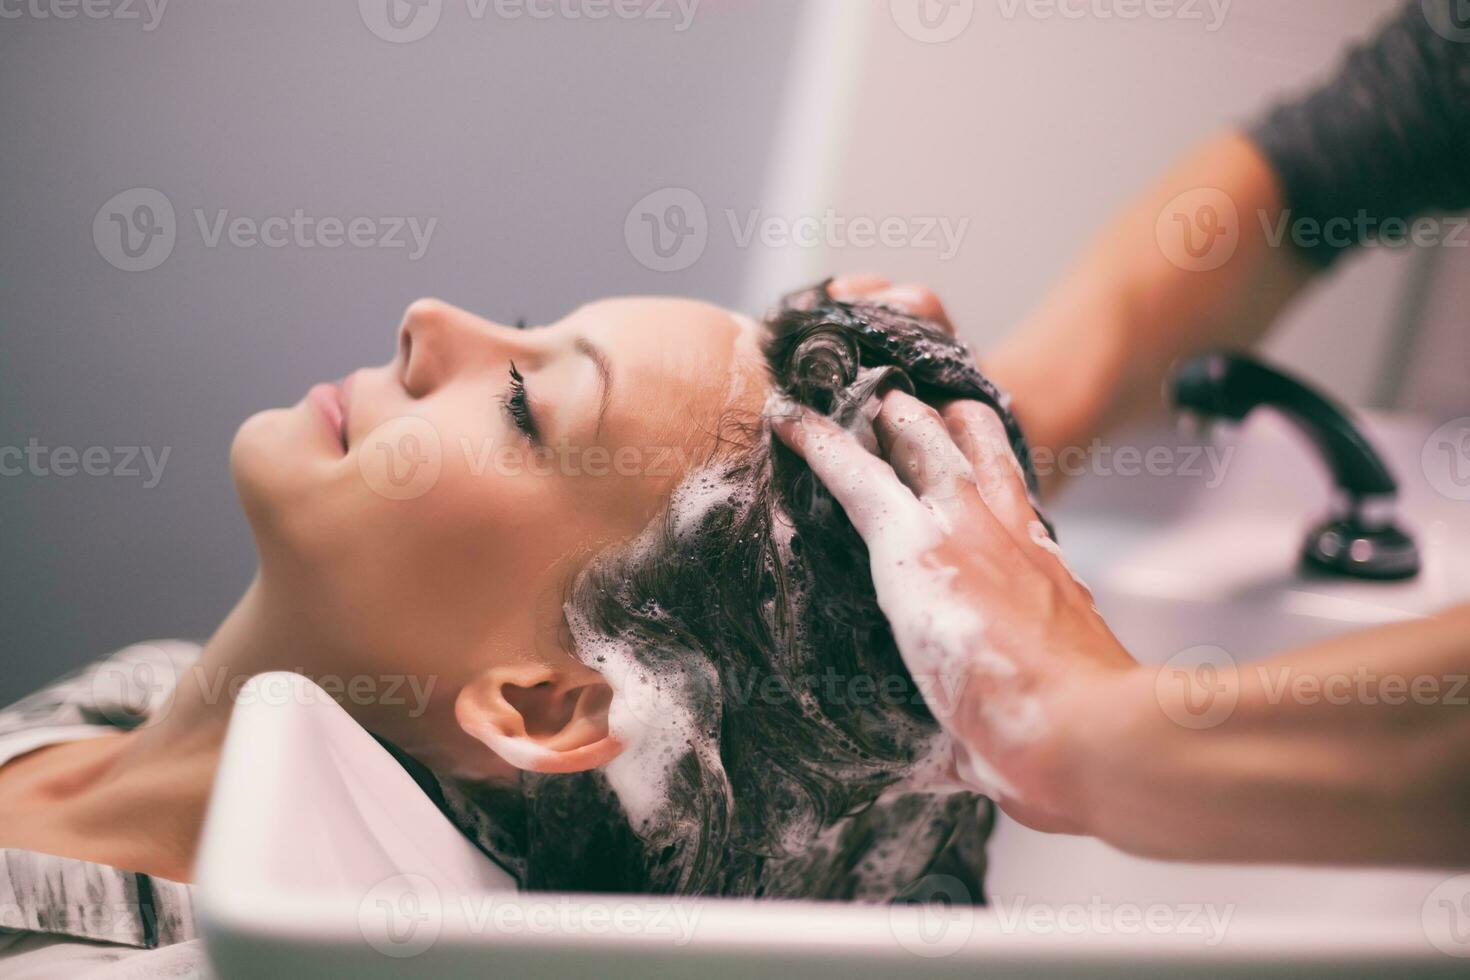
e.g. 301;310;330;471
307;380;349;452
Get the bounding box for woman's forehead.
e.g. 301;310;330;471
562;295;740;348
564;297;767;407
554;297;768;465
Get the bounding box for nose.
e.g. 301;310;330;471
396;298;524;397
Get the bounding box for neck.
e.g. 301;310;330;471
125;578;285;762
48;578;290;881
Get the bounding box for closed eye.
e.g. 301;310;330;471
499;361;541;444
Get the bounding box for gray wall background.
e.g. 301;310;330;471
0;1;801;703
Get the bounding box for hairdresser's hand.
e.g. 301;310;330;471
829;274;955;334
770;391;1137;832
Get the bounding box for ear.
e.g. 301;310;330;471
454;662;622;774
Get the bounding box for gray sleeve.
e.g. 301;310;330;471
1247;1;1470;268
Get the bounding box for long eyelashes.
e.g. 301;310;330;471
501;360;540;444
501;317;544;443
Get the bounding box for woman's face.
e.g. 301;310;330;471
231;296;768;776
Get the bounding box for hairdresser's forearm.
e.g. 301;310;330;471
986;131;1318;482
1056;605;1470;867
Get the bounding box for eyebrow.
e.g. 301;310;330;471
575;337;613;436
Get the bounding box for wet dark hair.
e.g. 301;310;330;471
421;281;1045;903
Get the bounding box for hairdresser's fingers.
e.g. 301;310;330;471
871;391;982;518
828;274;891;302
942;401;1038;538
944;400;1090;597
869;283;955;335
768;403;934;541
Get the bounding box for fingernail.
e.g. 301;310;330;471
873;283;921;306
828;274;887;300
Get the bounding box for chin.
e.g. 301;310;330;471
230;407;313;539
